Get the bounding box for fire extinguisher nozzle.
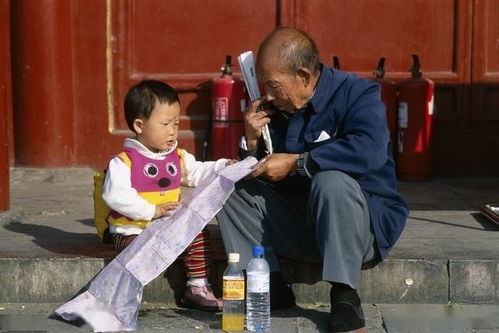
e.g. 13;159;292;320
221;55;233;76
374;57;386;78
411;54;420;68
409;54;422;78
333;56;340;70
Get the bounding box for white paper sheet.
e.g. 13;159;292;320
55;157;257;332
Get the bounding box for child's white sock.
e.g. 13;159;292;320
186;278;209;287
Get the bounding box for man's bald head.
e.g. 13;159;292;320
257;27;320;76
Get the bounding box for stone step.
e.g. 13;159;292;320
3;168;499;306
1;252;497;305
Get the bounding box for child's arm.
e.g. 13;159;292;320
103;157;156;221
180;149;229;187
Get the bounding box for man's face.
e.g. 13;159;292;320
257;56;308;113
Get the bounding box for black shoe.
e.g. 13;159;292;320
270;272;296;310
329;287;365;332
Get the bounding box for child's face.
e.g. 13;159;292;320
134;101;180;152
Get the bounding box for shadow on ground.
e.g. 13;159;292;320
169;305;331;332
409;213;499;231
3;220;115;258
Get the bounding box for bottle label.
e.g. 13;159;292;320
247;273;269;293
223;277;245;300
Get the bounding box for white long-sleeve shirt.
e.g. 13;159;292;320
102;138;228;235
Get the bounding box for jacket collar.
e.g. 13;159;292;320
310;64;349;114
124;138;178;159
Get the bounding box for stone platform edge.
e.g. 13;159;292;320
1;257;497;305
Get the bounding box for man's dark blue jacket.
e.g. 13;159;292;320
265;64;409;260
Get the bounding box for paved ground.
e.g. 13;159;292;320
3;168;499;261
1;302;499;332
1;168;499;331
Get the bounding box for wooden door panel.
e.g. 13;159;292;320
471;0;499;124
294;0;466;79
110;0;278;145
130;1;276;75
1;0;11;210
23;0;494;175
293;0;472;126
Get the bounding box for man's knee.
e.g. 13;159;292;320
310;170;360;201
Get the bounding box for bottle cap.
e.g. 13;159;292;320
228;253;240;263
252;245;264;257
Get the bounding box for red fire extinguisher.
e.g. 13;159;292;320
373;57;398;162
211;55;246;160
397;55;435;180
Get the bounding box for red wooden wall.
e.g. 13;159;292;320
0;0;12;211
7;0;499;176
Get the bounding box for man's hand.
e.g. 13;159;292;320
153;202;180;219
249;153;299;181
244;97;275;150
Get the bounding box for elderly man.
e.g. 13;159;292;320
217;27;408;332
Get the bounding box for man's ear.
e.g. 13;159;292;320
297;68;312;87
133;119;144;134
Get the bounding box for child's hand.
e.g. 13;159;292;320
225;159;238;166
153;202;180;218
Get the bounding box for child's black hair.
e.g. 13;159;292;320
124;79;180;132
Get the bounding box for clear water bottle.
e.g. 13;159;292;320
222;253;245;331
246;245;270;332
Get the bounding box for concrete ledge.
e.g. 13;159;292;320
450;260;499;304
3;169;499;306
281;259;449;304
1;257;498;305
0;258;108;303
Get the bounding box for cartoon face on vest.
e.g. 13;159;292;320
123;148;182;195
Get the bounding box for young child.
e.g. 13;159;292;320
102;79;229;312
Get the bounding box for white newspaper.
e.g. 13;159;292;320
55;157;257;332
237;51;273;154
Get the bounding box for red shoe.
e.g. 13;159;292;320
180;285;222;312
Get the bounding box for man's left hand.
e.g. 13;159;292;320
249;153;299;181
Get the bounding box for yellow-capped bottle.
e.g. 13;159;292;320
222;253;245;331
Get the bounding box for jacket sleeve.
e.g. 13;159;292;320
181;149;228;187
309;82;390;178
102;157;155;221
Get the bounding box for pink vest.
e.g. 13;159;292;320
107;147;183;227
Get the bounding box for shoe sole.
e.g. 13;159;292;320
178;297;222;313
331;327;366;333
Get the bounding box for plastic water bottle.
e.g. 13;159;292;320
246;245;270;331
222;253;245;331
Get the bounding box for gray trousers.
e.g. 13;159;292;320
216;170;377;288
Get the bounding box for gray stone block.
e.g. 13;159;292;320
449;260;499;304
2;257;498;305
286;259;449;304
0;258;107;303
359;259;449;303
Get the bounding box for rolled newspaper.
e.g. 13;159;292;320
237;51;273;154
